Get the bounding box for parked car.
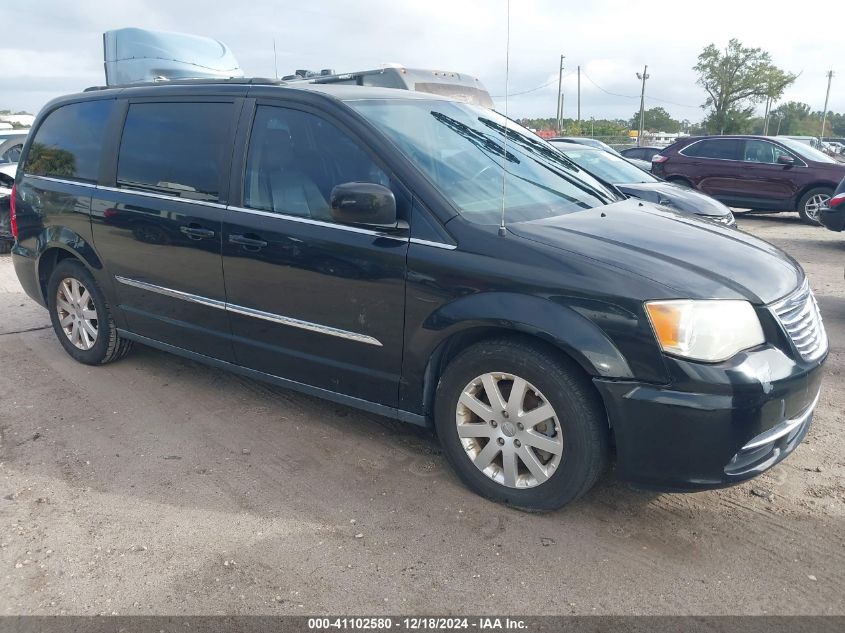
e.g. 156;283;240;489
620;146;662;162
652;135;845;224
825;141;845;155
550;136;620;154
0;163;15;253
9;80;827;510
548;140;735;227
550;137;651;170
0;129;29;164
819;175;845;232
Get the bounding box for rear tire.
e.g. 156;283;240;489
797;187;832;225
434;338;608;511
47;259;133;365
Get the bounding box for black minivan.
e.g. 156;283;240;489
9;80;827;510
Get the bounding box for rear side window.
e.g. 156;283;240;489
25;100;112;182
117;102;233;202
681;139;741;161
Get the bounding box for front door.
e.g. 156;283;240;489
738;139;802;206
91;99;240;360
222;103;408;406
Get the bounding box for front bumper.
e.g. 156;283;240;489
593;346;825;491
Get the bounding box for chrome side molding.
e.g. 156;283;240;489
114;275;383;347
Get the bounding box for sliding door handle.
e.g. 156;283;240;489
180;224;216;240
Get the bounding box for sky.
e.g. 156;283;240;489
1;0;842;123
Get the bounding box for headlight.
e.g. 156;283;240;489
645;299;764;362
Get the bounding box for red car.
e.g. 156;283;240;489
652;135;845;225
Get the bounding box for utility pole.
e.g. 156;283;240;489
636;65;649;147
763;96;771;135
577;65;581;124
820;70;834;144
556;55;565;134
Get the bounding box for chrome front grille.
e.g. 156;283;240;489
771;281;828;362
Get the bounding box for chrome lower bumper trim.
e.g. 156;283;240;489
740;389;820;451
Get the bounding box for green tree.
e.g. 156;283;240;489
629;107;681;133
769;101;813;135
26;143;76;178
694;39;796;134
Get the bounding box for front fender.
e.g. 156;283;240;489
422;291;634;379
399;291;638;418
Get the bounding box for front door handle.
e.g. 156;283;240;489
180;224;216;240
229;233;268;249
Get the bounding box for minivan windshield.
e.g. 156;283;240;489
349;99;619;224
777;137;837;164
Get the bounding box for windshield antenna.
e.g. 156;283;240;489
498;0;511;237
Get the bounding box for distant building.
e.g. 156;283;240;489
643;131;688;147
0;114;35;127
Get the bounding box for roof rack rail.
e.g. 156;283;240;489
84;77;286;92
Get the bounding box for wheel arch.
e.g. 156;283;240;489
35;231;104;304
795;181;837;205
412;292;633;423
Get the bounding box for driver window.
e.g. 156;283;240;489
244;106;390;222
743;140;792;164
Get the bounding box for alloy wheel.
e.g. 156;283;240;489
56;277;99;351
804;193;830;222
455;372;563;489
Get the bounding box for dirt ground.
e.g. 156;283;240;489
0;213;843;616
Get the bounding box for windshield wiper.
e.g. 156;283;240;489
477;117;620;203
430;111;519;164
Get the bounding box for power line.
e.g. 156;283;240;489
580;71;700;109
492;72;575;98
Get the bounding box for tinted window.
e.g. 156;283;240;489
244;105;389;222
25;101;112;182
682;139;741;160
117;102;233;201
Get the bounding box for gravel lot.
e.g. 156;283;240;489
0;214;843;616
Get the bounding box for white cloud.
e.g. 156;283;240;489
2;0;841;120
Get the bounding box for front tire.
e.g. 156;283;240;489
434;338;608;511
797;187;832;225
47;259;133;365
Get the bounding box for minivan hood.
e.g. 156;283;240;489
617;181;731;217
509;198;802;304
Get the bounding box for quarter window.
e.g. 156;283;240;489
25;100;112;182
243;105;389;222
682;139;741;161
117;102;234;202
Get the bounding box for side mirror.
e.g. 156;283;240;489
777;154;796;166
330;182;397;228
